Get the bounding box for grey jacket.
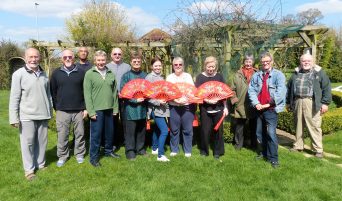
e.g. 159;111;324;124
106;61;131;92
9;66;52;124
145;72;170;118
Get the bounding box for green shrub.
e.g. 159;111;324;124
332;91;342;108
278;107;342;135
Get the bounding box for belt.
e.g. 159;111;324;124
295;96;312;99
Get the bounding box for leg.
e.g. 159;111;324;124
72;111;86;159
151;112;159;152
264;110;279;163
181;106;194;154
169;106;181;153
124;120;137;159
104;109;114;156
255;112;265;157
294;99;305;150
234;118;246;150
89;111;104;164
213;111;225;156
154;116;169;157
35;120;48;169
56;111;72;161
199;109;212;156
136;120;146;155
19;121;37;176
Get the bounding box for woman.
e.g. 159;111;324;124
166;57;195;157
230;53;257;150
120;52;147;160
145;57;170;162
195;56;228;159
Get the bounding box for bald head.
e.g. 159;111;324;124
111;47;123;64
61;49;75;68
25;48;40;69
300;54;314;71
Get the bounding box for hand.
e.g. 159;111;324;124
11;123;19;128
90;115;97;120
255;104;263;111
204;99;217;104
286;104;292;112
82;110;88;119
113;113;118;116
223;108;229;116
175;97;187;105
136;98;144;103
320;104;329;114
262;104;270;109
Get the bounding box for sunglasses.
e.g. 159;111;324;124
113;53;122;56
132;60;141;64
174;63;183;67
63;56;73;60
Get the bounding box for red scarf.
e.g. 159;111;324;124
241;67;254;83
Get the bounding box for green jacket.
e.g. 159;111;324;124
230;68;257;119
286;65;331;112
83;67;119;117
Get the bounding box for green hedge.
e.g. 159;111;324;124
278;107;342;136
332;91;342;108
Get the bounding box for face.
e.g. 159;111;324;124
25;48;40;69
78;47;88;60
300;55;313;71
131;58;141;70
95;55;107;70
244;59;253;68
173;60;184;75
261;56;272;71
111;49;122;63
205;62;216;75
62;50;75;68
152;60;162;74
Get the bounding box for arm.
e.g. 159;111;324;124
112;77;119;114
9;72;22;126
320;70;332;113
247;74;260;108
50;72;57;111
83;73;96;118
273;71;287;110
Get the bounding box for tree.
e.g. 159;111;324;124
65;0;136;52
296;8;323;25
0;39;23;89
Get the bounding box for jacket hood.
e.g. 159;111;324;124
294;64;322;73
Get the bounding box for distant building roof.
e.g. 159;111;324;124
139;28;171;42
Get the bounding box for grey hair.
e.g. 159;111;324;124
172;57;184;65
244;53;254;62
259;51;273;61
94;50;107;58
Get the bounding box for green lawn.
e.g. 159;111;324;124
1;90;342;201
331;82;342;88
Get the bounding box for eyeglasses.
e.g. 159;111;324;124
261;60;271;64
174;63;183;67
113;53;121;56
132;61;141;64
63;56;73;60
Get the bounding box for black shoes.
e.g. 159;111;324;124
271;161;279;169
90;161;101;167
105;153;121;158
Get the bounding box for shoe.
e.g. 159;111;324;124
152;148;158;155
185;153;192;158
76;157;85;164
315;152;323;159
105;153;121;158
271;161;279;168
289;148;303;152
25;173;36;181
90;161;101;167
56;159;65;167
255;153;266;160
157;155;170;162
39;166;47;171
214;155;220;159
170;152;178;157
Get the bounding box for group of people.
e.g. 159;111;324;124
9;46;331;181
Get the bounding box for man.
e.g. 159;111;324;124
248;52;286;168
286;53;331;158
106;48;131;148
120;52;147;160
84;50;119;167
9;47;52;181
50;49;87;167
75;46;92;72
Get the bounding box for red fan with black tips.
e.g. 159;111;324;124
148;80;182;101
175;82;203;103
195;81;234;102
120;79;153;99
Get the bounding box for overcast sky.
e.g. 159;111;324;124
0;0;341;44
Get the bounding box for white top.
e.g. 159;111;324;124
166;72;194;106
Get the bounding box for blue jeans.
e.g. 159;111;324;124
151;112;169;157
89;109;114;163
256;109;278;162
169;105;195;154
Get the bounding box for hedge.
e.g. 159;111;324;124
277;107;342;136
332;91;342;108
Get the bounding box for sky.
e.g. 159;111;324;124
0;0;341;45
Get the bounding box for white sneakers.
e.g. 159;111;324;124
56;159;65;167
185;153;192;158
170;152;178;157
151;148;158;155
157;155;170;162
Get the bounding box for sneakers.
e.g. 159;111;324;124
25;173;36;181
76;157;85;164
170;152;178;157
185;153;192;158
157;155;170;162
315;152;323;159
152;148;158;155
271;161;279;169
56;159;65;167
90;161;101;167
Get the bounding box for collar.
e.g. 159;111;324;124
24;65;44;73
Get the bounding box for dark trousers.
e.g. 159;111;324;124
234;118;257;149
256;110;278;162
113;98;125;147
124;119;146;159
199;110;225;156
89;109;114;163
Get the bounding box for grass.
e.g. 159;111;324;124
1;90;342;201
331;82;342;88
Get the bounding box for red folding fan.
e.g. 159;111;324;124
148;80;182;101
175;82;203;103
120;79;153;99
195;81;234;102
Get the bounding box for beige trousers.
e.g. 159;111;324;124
293;98;323;153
